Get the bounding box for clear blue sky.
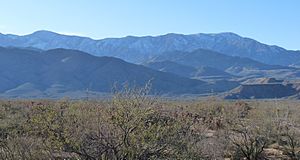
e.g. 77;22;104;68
0;0;299;50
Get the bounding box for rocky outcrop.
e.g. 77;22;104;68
225;78;299;99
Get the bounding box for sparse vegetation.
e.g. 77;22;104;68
1;86;300;159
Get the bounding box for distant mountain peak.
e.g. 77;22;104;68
164;33;184;36
214;32;240;36
193;32;243;40
32;30;57;34
29;30;60;37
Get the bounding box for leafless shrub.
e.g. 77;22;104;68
228;121;268;160
272;108;300;159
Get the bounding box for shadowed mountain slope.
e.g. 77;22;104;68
144;60;232;79
149;49;287;72
0;47;237;98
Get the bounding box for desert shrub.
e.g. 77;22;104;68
63;84;209;159
272;108;300;159
281;126;300;159
0;101;49;159
228;120;269;160
0;135;49;160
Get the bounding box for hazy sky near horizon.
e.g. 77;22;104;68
0;0;299;50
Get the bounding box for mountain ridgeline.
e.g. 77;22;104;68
1;30;300;66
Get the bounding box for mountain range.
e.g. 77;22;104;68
1;30;300;66
1;30;300;99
